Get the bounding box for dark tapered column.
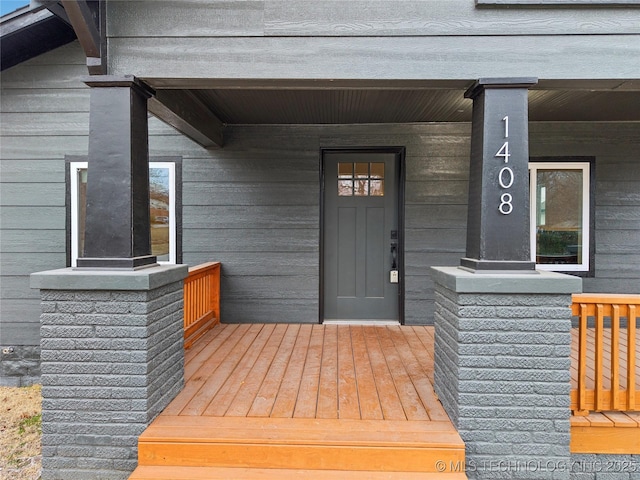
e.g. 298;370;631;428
461;77;538;273
77;75;157;270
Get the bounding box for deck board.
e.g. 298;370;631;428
225;324;288;417
133;324;465;478
351;326;384;420
389;326;450;422
293;324;324;418
172;324;640;421
248;324;300;417
570;410;640;454
133;321;640;477
271;324;313;418
337;325;361;419
409;325;436;385
160;323;449;422
204;324;276;416
183;324;263;416
316;324;339;419
363;326;407;420
378;327;430;420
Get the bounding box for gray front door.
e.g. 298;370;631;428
323;151;400;322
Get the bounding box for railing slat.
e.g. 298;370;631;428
594;304;604;411
578;304;588;413
628;304;637;409
611;304;620;410
183;262;221;349
571;294;639;414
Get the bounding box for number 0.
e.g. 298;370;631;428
498;167;514;189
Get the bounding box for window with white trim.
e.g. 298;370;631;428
529;161;590;272
70;161;178;266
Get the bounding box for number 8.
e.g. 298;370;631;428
499;193;513;215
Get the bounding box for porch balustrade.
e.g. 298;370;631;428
571;293;640;415
183;262;221;349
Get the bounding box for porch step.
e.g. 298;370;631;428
131;416;466;477
129;466;469;479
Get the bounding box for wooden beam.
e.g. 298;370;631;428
0;8;76;71
61;0;104;74
148;90;224;149
30;0;71;25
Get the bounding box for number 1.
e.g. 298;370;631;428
503;116;509;138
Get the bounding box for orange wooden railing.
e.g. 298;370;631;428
183;262;221;349
571;294;639;415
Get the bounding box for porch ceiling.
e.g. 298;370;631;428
163;85;640;125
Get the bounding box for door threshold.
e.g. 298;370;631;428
322;320;401;326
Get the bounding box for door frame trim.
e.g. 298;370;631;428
319;146;406;325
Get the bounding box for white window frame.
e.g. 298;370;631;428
70;161;177;266
529;161;590;272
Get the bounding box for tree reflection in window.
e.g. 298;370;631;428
529;161;590;272
338;162;384;196
149;167;171;260
72;162;176;265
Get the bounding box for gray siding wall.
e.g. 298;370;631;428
162;121;640;324
0;42;89;352
168;123;471;324
105;1;640;81
1;43;638;381
529;123;640;294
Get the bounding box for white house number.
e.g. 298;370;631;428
496;115;514;215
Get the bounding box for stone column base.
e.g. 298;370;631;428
431;266;581;480
31;264;188;480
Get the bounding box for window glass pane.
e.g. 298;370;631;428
150;167;171;261
336;161;385;197
535;169;583;265
338;162;353;178
338;179;353;196
370;179;384;196
73;163;176;265
354;179;369;196
370;163;384;179
355;163;369;178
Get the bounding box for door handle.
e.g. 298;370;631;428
390;242;398;269
390;242;399;283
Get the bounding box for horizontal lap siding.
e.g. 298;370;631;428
107;1;640;37
1;40;638;337
529;123;640;294
109;36;639;81
177;122;640;324
106;1;640;80
0;42;89;346
173;123;470;325
175;126;321;323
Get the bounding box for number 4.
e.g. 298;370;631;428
495;141;510;163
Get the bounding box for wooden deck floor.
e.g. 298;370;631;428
570;411;640;454
131;324;466;479
168;323;444;421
